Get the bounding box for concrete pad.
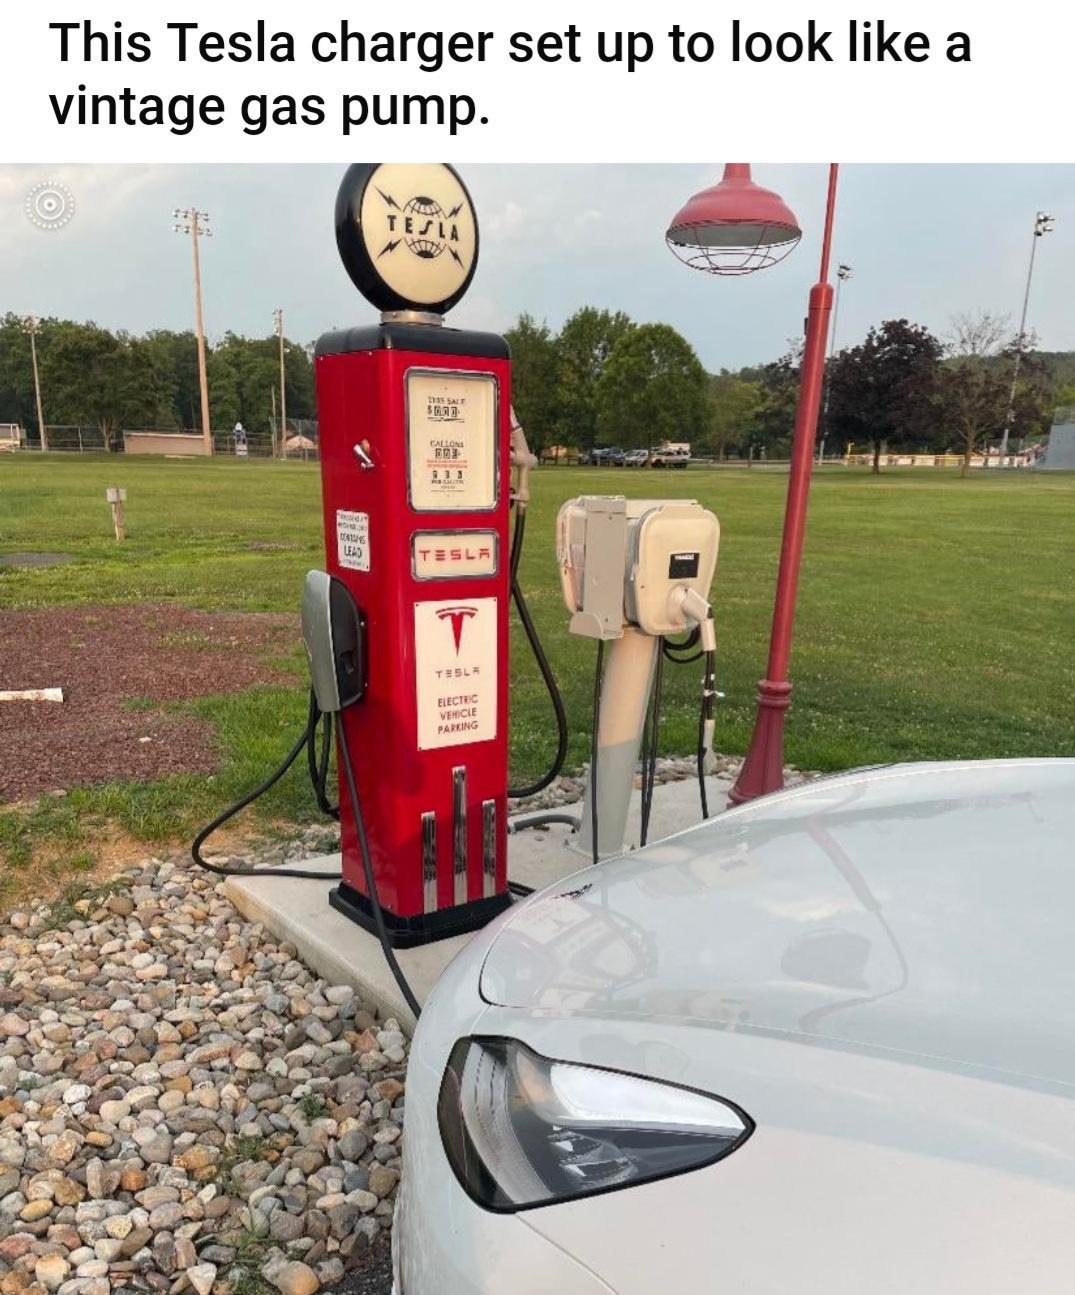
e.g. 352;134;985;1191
223;773;733;1031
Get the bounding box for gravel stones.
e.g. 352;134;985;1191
0;830;406;1295
35;1254;70;1290
85;1159;121;1200
272;1260;321;1295
97;1099;131;1124
0;1013;28;1039
188;1262;218;1295
335;1130;368;1163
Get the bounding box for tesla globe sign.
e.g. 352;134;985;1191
334;162;479;316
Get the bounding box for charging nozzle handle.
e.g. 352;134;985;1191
509;407;538;507
675;587;717;653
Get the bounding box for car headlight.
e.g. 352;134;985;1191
437;1036;753;1211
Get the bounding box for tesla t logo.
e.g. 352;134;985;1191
436;605;478;653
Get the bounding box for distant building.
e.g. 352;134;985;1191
1038;409;1075;471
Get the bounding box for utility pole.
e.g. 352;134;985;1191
273;308;287;458
1000;210;1055;466
22;316;47;451
173;208;213;456
818;263;852;464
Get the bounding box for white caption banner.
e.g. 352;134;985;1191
1;1;1072;161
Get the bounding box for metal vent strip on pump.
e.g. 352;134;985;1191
192;162;725;1019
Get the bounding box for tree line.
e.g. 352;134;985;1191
513;308;1071;470
0;314;314;450
505;309;711;454
2;308;1070;465
827;314;1067;473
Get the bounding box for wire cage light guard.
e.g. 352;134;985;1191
666;163;802;276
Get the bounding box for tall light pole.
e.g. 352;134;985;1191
999;210;1055;465
22;316;47;452
666;163;841;804
818;263;853;463
173;208;213;456
273;307;287;457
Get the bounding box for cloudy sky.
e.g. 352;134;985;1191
1;164;1072;370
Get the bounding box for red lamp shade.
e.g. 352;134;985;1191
666;163;802;275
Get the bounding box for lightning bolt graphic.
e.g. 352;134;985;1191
448;247;463;266
378;240;402;258
446;203;464;218
377;188;400;209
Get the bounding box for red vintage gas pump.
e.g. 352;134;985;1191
315;163;513;945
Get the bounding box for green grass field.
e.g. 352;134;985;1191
2;453;1073;893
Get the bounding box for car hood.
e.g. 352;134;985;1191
481;760;1075;1095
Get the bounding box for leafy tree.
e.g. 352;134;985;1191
703;373;763;458
740;348;801;458
141;330;200;429
933;357;1010;477
0;313;44;434
594;323;708;450
946;312;1053;451
39;322;170;450
0;316;315;445
827;319;943;472
205;331;315;437
556;307;634;450
503;314;560;454
935;314;1054;476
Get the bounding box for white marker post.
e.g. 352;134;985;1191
106;486;127;540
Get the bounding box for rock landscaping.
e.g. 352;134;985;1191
0;830;403;1295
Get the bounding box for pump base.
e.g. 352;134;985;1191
328;880;512;948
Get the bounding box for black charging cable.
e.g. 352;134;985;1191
651;618;718;825
662;625;702;665
307;699;339;820
192;685;422;1018
336;719;422;1020
697;644;717;820
191;690;344;881
507;507;570;801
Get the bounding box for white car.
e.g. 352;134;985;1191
394;759;1075;1294
650;446;690;468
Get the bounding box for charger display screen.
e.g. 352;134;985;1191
668;552;700;578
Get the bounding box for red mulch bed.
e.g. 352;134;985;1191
0;605;299;802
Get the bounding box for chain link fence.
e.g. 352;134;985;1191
212;420;320;459
16;423;322;459
37;425;109;451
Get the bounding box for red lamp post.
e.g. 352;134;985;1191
666;163;840;803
